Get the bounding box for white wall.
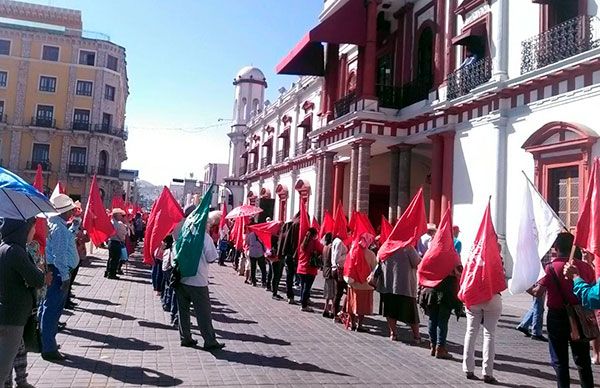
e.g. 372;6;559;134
506;0;540;79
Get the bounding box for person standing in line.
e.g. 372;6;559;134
152;240;165;296
344;233;377;331
331;233;349;320
296;227;322;313
160;235;178;326
176;211;225;351
417;224;436;257
267;231;284;299
515;284;547;342
245;222;267;287
452;225;462;255
277;214;300;304
321;233;336;318
105;208;127;279
133;212;144;245
537;233;595;387
64;211;85;310
40;194;78;361
0;218;45;382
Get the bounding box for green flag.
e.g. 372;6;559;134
174;185;214;277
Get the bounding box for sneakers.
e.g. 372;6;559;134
41;351;67;362
531;335;549;342
180;339;198;348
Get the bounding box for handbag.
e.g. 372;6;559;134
23;310;41;353
549;265;599;342
309;251;323;268
367;262;383;288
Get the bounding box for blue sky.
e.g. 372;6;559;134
30;0;323;185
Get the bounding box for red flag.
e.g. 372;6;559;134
297;199;310;256
418;207;461;288
111;195;125;210
348;211;357;233
378;188;427;261
32;164;47;254
219;202;228;231
143;187;184;264
333;202;348;241
83;176;115;246
311;217;320;232
575;158;600;256
458;202;507;308
248;221;282;250
319;211;335;239
344;212;376;284
380;215;393;245
231;217;248;250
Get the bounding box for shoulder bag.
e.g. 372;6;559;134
367;261;383;289
549;265;599;342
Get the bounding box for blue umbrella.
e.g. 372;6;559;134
0;167;56;220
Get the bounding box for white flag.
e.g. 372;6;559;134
509;174;564;294
50;183;62;201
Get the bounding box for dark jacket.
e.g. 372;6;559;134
0;218;45;325
276;216;300;259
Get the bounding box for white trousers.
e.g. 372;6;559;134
462;294;502;377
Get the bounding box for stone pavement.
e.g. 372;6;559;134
24;249;600;387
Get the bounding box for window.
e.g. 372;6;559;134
104;85;115;101
549;166;579;230
0;71;7;88
98;150;109;175
35;105;54;127
32;143;50;169
0;101;5;122
79;50;95;66
101;113;112;132
42;45;59;61
106;55;118;71
76;80;93;96
69;147;87;173
72;109;90;131
39;76;56;92
0;40;10;55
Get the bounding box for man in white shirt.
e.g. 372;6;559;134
331;236;348;318
177;210;225;351
417;223;437;257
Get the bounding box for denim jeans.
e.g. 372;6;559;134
298;274;316;308
39;266;68;353
428;304;452;347
517;295;545;336
547;308;594;388
151;260;164;292
249;256;267;286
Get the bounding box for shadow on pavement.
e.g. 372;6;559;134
138;320;177;331
77;308;137;321
212;350;350;376
119;277;151;286
212;313;257;325
60;354;182;386
76;296;120;306
214;329;291;346
63;327;163;351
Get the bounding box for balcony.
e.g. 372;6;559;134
334;91;357;119
26;161;51;171
260;156;271;169
72;121;91;131
92;124;128;140
239;166;247;176
68;163;88;174
247;162;258;173
275;150;288;163
31;117;56;128
521;15;600;75
447;57;492;100
295;139;311;155
93;166;120;178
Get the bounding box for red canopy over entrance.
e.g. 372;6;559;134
275;0;366;76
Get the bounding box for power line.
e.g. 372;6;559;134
126;120;232;134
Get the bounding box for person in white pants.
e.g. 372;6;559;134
462;293;502;384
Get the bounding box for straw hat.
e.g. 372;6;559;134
51;194;76;214
111;208;126;216
426;223;437;231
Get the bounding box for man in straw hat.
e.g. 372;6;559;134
39;194;77;361
105;208;127;279
417;223;437;257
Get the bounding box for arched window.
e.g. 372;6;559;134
241;97;248;121
416;26;434;91
252;98;260;114
98;150;109;176
347;71;357;93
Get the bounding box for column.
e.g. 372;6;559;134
321;152;336;216
492;0;509;80
444;0;457;82
325;44;340;120
333;162;346;212
388;146;400;222
440;131;455;216
401;4;414;85
362;0;379;99
397;144;413;215
491;118;508;248
315;154;323;221
348;142;359;215
434;0;446;87
429;135;443;224
289;170;298;219
357;139;375;213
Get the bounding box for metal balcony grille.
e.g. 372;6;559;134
447;57;492;100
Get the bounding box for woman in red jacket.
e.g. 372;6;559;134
296;228;322;312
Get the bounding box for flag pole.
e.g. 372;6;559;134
521;171;569;232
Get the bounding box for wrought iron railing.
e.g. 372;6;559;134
376;84;403;109
260;156;271;169
72;121;90;131
447;57;492;100
276;149;288;163
521;15;600;74
376;76;432;110
92;124;127;140
239;166;247;176
93;166;120;178
26;161;51;171
68;163;87;174
334;91;356;119
31;117;56;128
247;162;258;173
295;139;311;155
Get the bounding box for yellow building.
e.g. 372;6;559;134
0;0;128;203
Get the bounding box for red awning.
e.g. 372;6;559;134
262;136;273;146
452;23;487;46
278;126;291;139
275;0;366;76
